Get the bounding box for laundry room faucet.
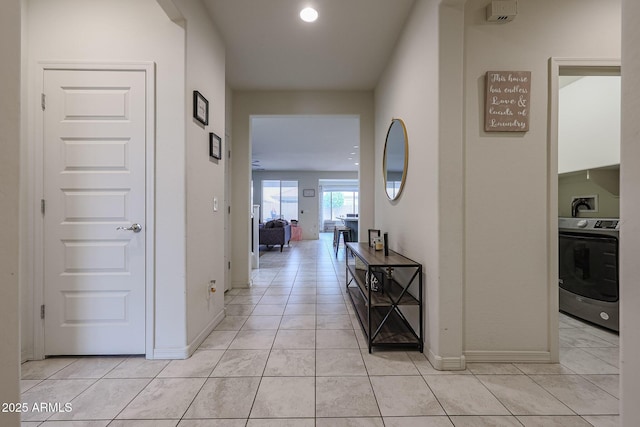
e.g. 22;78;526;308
571;198;592;217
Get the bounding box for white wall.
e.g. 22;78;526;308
179;0;227;346
559;76;621;173
463;0;620;360
375;0;622;367
437;0;466;366
252;171;358;240
231;91;374;288
20;0;32;363
620;0;640;424
24;0;188;356
0;0;22;424
375;0;442;362
375;0;466;369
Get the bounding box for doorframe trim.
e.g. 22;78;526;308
547;57;620;362
33;61;156;359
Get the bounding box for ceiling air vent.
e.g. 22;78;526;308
486;0;517;23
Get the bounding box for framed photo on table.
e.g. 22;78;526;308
209;132;221;160
368;229;380;248
193;90;209;125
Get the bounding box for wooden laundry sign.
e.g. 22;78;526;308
485;71;531;132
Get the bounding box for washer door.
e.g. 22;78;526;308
559;232;618;302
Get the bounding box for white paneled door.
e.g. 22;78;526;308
43;69;146;355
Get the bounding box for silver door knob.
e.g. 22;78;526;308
116;223;142;233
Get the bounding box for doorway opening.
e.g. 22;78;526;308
549;59;621;359
318;179;359;240
249;115;360;257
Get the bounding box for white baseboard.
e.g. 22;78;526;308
151;347;190;360
427;349;467;371
464;350;552;363
152;309;225;360
232;280;251;289
186;309;226;356
21;350;34;363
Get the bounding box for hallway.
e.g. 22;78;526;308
20;235;619;426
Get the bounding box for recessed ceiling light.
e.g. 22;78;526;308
348;157;353;160
354;162;359;166
300;7;318;23
353;145;359;148
350;152;356;155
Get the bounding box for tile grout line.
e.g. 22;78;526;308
24;236;620;425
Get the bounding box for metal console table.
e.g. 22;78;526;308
345;242;423;353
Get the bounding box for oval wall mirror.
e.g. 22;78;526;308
383;118;408;200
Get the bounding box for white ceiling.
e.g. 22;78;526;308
202;0;416;171
203;0;416;90
251;116;360;172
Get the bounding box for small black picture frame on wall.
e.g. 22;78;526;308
209;132;222;160
193;90;209;125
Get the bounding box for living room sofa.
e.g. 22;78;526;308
259;219;291;252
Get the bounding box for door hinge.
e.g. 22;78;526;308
41;93;46;111
228;150;231;159
41;199;45;215
228;206;231;214
40;304;45;319
228;261;231;270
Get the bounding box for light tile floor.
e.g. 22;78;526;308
21;234;620;426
